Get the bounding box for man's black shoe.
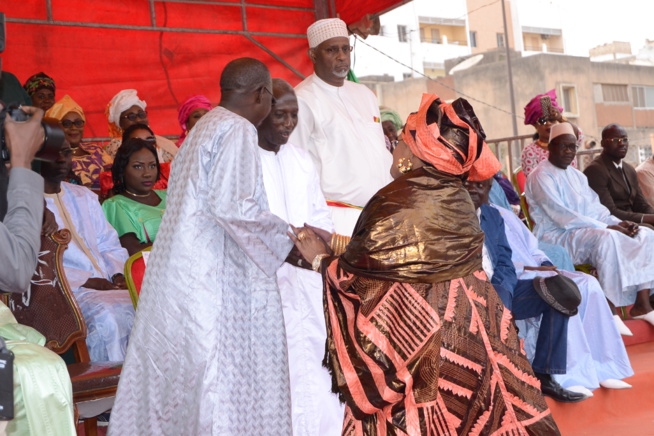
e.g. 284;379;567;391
535;373;587;403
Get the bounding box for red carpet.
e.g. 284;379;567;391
547;337;654;435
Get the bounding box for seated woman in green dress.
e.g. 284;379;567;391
102;138;167;255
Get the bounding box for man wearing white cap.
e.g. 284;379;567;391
289;18;392;235
527;122;654;325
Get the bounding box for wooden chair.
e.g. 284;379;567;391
512;166;533;230
124;247;152;308
5;229;122;436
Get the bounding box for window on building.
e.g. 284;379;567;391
633;86;654;108
560;84;578;116
469;31;477;48
431;28;441;44
600;84;629;103
398;25;408;43
496;33;505;48
403;72;412;80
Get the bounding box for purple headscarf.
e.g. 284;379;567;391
177;95;213;144
523;89;564;126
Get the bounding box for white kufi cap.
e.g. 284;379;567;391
307;18;348;48
549;122;576;143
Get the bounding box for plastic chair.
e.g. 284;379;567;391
124;247;152;309
4;230;122;436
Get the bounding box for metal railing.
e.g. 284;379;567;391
487;133;642;175
419;37;467;45
486;134;533;176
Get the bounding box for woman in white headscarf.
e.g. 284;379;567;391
104;89;178;163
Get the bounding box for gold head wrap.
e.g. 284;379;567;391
45;94;85;122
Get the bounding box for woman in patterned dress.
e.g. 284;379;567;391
291;94;560;436
23;72;56;112
46;94;113;192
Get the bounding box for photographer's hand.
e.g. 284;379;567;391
4;105;45;169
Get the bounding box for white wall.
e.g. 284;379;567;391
352;0;469;81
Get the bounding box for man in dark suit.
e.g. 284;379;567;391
466;178;585;403
584;124;654;227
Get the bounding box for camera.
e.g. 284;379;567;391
0;103;65;163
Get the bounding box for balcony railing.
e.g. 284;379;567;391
420;37;466;45
523;45;564;53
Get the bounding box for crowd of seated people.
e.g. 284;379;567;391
6;32;654;432
12;76;212;368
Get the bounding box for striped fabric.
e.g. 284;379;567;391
323;260;560;435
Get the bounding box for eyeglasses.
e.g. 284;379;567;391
554;143;579;152
262;86;277;105
121;111;148;122
536;117;559;125
608;137;629;145
323;45;354;56
60;119;85;129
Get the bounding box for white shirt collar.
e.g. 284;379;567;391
613;160;623;169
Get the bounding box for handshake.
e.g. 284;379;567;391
287;224;334;272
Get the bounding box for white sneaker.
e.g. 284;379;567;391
614;315;633;336
600;379;632;389
566;385;594;397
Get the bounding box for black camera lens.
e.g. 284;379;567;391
0;105;65;163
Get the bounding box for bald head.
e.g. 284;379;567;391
220;58;271;93
257;78;299;153
601;123;629;162
218;58;274;126
601;123;626;140
272;78;295;99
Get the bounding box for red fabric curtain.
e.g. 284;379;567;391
3;0;403;137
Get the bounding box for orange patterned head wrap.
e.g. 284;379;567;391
402;93;501;181
45;94;85;122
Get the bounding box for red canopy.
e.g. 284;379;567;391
3;0;406;137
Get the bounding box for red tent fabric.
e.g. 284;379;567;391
3;0;405;137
